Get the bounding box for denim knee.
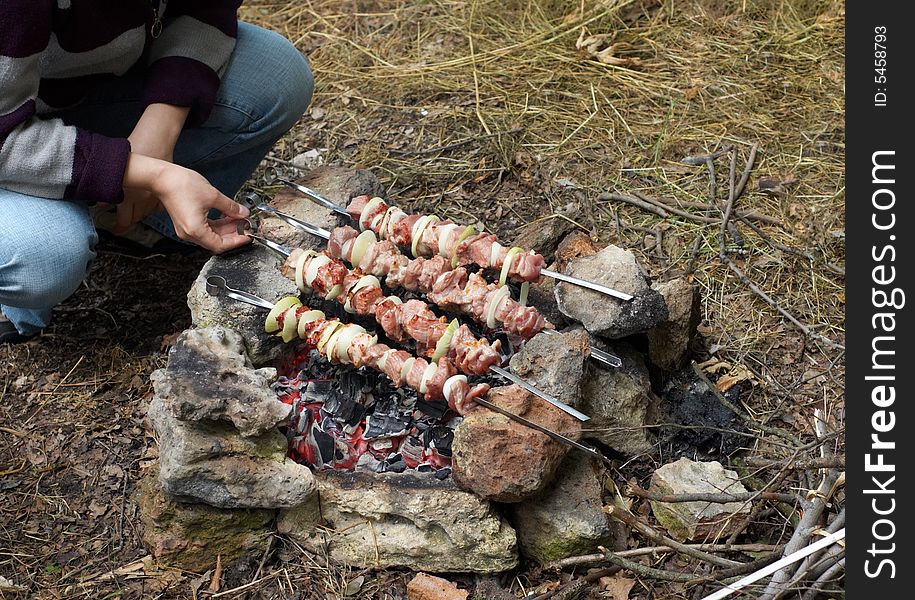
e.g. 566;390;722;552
238;23;314;135
0;215;97;310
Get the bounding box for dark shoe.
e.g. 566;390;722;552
0;313;38;344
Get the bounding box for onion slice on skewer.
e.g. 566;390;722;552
296;309;325;338
486;286;511;329
265;297;301;333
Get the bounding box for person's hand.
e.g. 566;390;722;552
113;104;185;233
124;154;251;253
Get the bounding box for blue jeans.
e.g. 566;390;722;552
0;23;313;336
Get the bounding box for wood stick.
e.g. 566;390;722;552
721;255;844;350
531;567;622;600
733;143;759;202
604;505;742;568
598;192;669;218
626;484;798;505
546;544;781;570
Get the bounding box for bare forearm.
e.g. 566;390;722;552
129;103;191;160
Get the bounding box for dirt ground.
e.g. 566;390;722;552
1;1;844;598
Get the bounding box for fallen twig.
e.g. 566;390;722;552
743;456;846;470
604;505;742;568
626;484;798;505
699;529;845;600
721;255;844;350
546;544;780;570
598;192;669;218
531;567;621;600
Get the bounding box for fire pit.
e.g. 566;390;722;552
141;166;697;572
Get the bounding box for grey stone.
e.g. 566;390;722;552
152;327;288;437
277;470;518;573
579;342;659;456
452;385;580;502
511;203;581;263
508;328;589;409
510;457;625;563
647;278;701;371
649;457;751;542
188;166;384;366
554;244;668;338
136;472;274;572
149;396;315;509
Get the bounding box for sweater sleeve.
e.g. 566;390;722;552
142;0;243;127
0;1;131;204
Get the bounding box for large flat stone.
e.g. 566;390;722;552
649;457;752;542
451;385;580;502
149;396;315;509
277;470;518;573
510;456;625;563
136;472;274;572
579;342;659;456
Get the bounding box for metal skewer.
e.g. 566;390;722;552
540;329;622;368
205;276;275;310
271;183;635;302
243;215;623;370
232;228;591;420
489;365;589;421
206;278;592;425
473;397;613;469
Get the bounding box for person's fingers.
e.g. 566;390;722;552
210;193;250;220
113;200;133;234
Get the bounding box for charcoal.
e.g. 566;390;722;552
378;454;407;473
302;379;334;404
311;428;336;464
364;413;411;439
434;468;452;480
414;399;448;420
423;425;454;457
417;464;435;473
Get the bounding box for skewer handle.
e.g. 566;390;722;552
540;329;622;368
541;268;634;302
489;365;589;422
205;276;275;310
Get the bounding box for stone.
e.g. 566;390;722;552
407;573;469;600
649;457;752;542
579;342;659;456
511;203;581;263
508;328;590;409
277;470;518;573
149;396;315;509
647;278;701;371
554;243;668;339
510;457;625;563
188;166;384;366
136;472;273;572
187;248;298;366
152;327;288;437
451;385;580;502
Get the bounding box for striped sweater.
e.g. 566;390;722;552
0;0;242;205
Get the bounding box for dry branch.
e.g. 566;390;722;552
626;484;797;505
604;505;742;568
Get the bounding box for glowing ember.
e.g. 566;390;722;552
276;347;457;477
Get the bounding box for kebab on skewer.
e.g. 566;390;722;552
262;295;488;415
276;244;505;376
282;226;551;341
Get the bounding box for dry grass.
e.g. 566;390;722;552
249;0;845;428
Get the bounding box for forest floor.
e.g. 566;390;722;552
1;1;845;598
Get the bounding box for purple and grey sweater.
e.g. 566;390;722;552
0;0;242;204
